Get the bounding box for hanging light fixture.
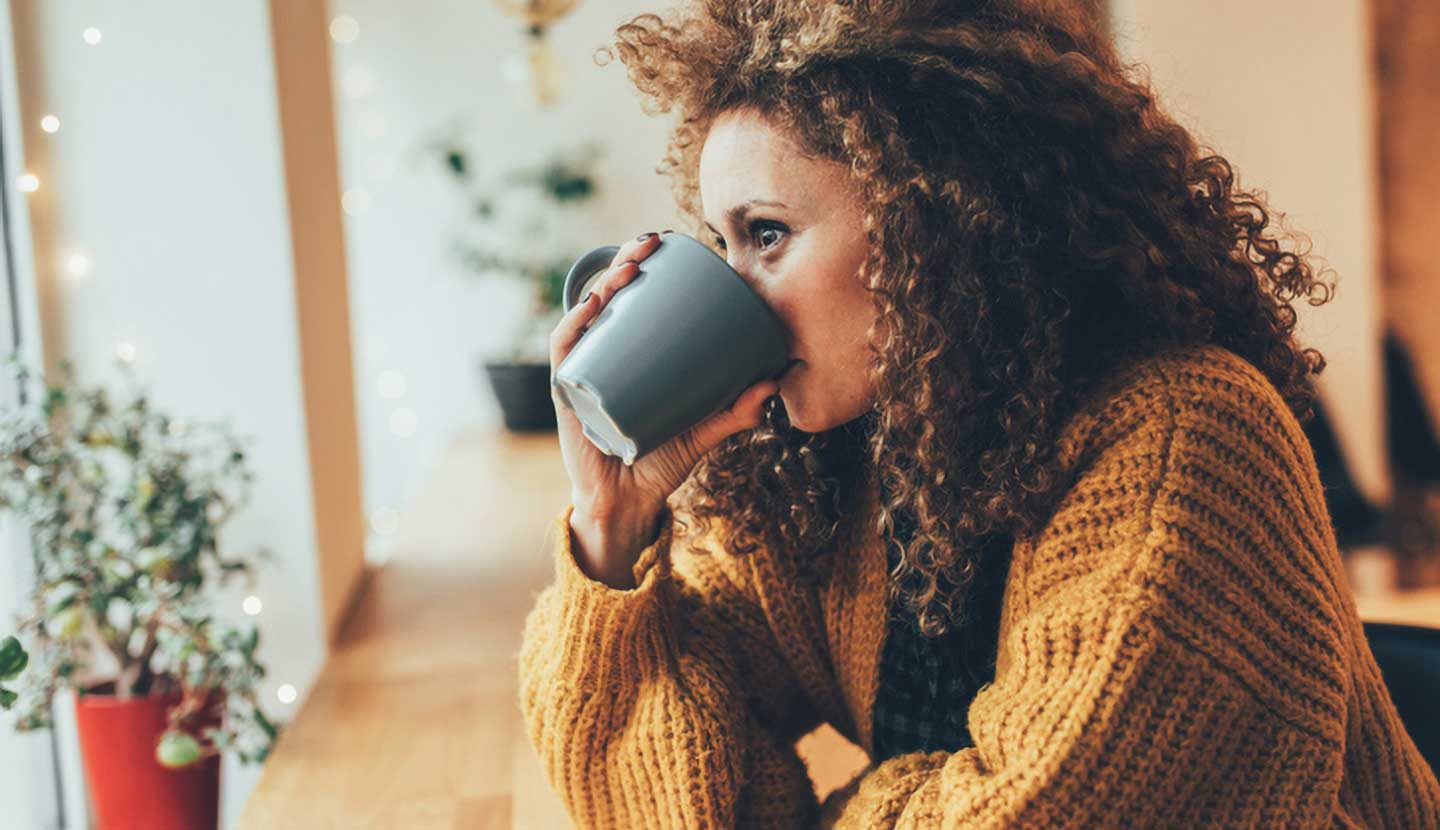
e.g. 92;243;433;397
493;0;580;107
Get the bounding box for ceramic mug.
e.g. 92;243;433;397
552;231;791;465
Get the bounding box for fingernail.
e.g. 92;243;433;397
582;289;595;304
636;231;655;242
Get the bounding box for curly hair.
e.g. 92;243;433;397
597;0;1335;638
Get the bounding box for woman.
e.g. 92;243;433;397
518;1;1440;827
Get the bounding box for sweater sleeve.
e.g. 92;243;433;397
818;361;1411;829
517;500;825;830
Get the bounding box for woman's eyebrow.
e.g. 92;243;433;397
704;198;791;232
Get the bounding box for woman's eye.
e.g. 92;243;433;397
710;221;787;252
752;221;786;251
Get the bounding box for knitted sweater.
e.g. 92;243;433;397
517;343;1440;829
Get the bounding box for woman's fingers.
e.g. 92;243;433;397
551;231;670;455
633;379;778;501
587;258;644;316
588;232;663;306
689;380;779;453
551;232;664;370
607;231;664;271
549;282;607;375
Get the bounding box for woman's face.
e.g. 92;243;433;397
698;107;878;433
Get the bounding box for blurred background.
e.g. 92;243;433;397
0;1;1435;828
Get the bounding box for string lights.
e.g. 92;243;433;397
328;15;359;44
340;187;370;216
65;253;90;278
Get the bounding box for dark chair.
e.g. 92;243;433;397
1304;387;1387;549
1385;330;1440;486
1363;620;1440;776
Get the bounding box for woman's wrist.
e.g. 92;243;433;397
568;501;667;589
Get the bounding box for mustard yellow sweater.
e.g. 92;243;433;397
517;343;1440;829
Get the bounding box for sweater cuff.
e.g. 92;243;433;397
549;502;678;688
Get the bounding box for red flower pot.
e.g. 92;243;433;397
73;682;222;830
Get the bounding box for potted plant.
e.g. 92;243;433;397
426;129;604;431
0;356;281;830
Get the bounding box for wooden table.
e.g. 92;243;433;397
1354;586;1440;629
236;429;582;828
236;427;1438;828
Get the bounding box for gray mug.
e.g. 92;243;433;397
552;231;790;465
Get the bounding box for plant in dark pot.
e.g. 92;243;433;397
0;356;280;830
427;129;604;431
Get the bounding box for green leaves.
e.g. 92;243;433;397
539;165;593;202
0;636;29;710
445;149;466;178
2;636;29;677
252;706;277;741
44;606;85;640
430;138;604;315
45;580;81;617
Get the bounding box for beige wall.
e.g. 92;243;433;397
1110;0;1391;505
268;0;368;648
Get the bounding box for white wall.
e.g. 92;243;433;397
327;0;677;561
1109;0;1390;505
5;2;328;826
0;7;61;826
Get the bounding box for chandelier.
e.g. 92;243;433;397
494;0;581;107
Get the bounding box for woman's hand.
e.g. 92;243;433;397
550;230;781;586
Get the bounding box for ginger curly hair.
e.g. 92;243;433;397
598;0;1335;638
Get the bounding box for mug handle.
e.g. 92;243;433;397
563;244;622;312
